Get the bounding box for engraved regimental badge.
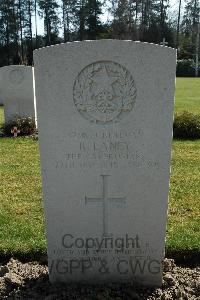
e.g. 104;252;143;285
73;61;136;124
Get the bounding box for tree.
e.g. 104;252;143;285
180;0;200;59
62;0;75;42
111;0;130;39
74;0;87;40
0;0;19;64
38;0;60;45
84;0;103;39
182;0;200;36
21;0;34;64
109;0;171;43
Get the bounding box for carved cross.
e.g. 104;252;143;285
160;38;168;46
85;175;126;237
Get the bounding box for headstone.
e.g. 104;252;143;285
34;40;176;286
0;65;36;122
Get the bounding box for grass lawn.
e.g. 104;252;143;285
0;106;4;129
0;137;199;256
175;78;200;114
0;77;200;257
168;141;200;251
0;138;45;255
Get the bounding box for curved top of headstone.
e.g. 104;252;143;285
0;64;32;69
34;39;176;55
0;65;33;89
33;40;176;125
0;65;33;78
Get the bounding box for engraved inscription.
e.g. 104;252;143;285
85;175;126;237
54;129;165;171
73;61;136;124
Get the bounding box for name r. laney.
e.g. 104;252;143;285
79;140;129;152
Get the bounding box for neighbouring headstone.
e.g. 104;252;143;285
34;40;176;286
0;65;36;122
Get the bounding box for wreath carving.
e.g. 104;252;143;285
73;61;136;124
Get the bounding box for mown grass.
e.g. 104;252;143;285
175;78;200;114
0;137;46;254
167;140;200;251
0;106;4;130
0;137;199;254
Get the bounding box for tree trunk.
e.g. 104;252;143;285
18;0;24;63
35;0;38;48
62;0;67;42
28;0;33;64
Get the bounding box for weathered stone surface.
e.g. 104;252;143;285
33;40;176;286
0;65;36;122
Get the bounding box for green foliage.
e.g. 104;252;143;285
0;0;198;64
2;117;36;137
179;0;200;61
173;111;200;139
181;0;200;36
176;59;197;77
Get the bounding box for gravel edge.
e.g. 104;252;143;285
0;258;199;300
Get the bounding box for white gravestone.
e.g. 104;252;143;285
34;40;176;286
0;65;36;122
